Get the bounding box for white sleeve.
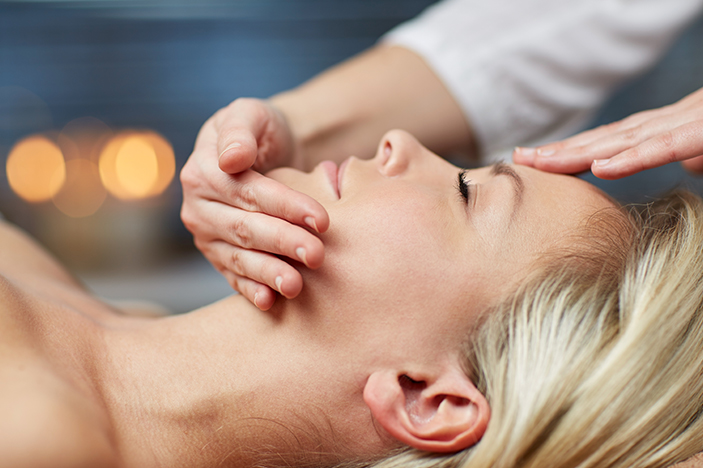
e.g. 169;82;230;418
383;0;703;163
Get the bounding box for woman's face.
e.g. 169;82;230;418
266;130;615;361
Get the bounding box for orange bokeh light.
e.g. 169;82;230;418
6;135;66;202
52;159;107;218
116;136;158;197
99;131;175;200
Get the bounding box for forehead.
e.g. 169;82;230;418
503;166;616;255
521;166;614;217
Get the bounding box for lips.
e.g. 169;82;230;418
319;158;352;198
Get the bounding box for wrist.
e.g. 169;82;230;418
266;95;307;171
270;87;359;170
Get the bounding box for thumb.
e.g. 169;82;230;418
214;99;271;174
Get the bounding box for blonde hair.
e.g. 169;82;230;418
370;190;703;468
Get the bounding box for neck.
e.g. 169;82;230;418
96;294;391;468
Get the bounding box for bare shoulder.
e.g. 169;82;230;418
0;220;83;290
0;359;117;468
0;275;117;468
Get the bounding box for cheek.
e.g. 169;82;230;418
313;192;489;325
331;193;447;276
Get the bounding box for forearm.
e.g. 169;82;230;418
271;45;476;170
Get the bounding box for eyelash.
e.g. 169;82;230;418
456;170;472;204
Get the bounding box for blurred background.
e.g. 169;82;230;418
1;0;703;312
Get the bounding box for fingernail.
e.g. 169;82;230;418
275;276;283;292
515;147;536;156
593;159;611;167
254;291;262;309
537;148;556;157
514;147;535;164
304;216;318;232
296;247;307;265
219;142;241;160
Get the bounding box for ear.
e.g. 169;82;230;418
363;369;489;453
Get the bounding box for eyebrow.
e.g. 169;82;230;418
490;162;525;220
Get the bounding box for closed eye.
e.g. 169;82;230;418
456;170;472;204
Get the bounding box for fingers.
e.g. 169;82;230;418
214;100;269;174
512;101;703;178
192;197;325;269
590;121;703;179
219;269;277;311
182;199;325;303
224;170;330;234
182;145;329;303
513;117;666;174
513;145;593;174
182;158;330;236
183;98;322;305
207;240;305;310
181;169;326;308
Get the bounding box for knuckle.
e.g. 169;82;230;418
237;184;258;211
656;132;678;164
270;226;290;254
179;163;197;190
180;207;197;233
665;148;679;164
230;217;253;248
627;146;641;161
622;125;641;142
229;249;245;276
660;131;675;149
621;125;643;144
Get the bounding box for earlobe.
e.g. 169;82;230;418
363;369;490;453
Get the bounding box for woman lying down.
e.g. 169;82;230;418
3;130;703;468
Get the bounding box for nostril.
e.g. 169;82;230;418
378;140;393;168
377;137;407;177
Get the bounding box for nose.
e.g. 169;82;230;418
375;129;423;177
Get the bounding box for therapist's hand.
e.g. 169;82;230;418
180;98;329;310
513;87;703;179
